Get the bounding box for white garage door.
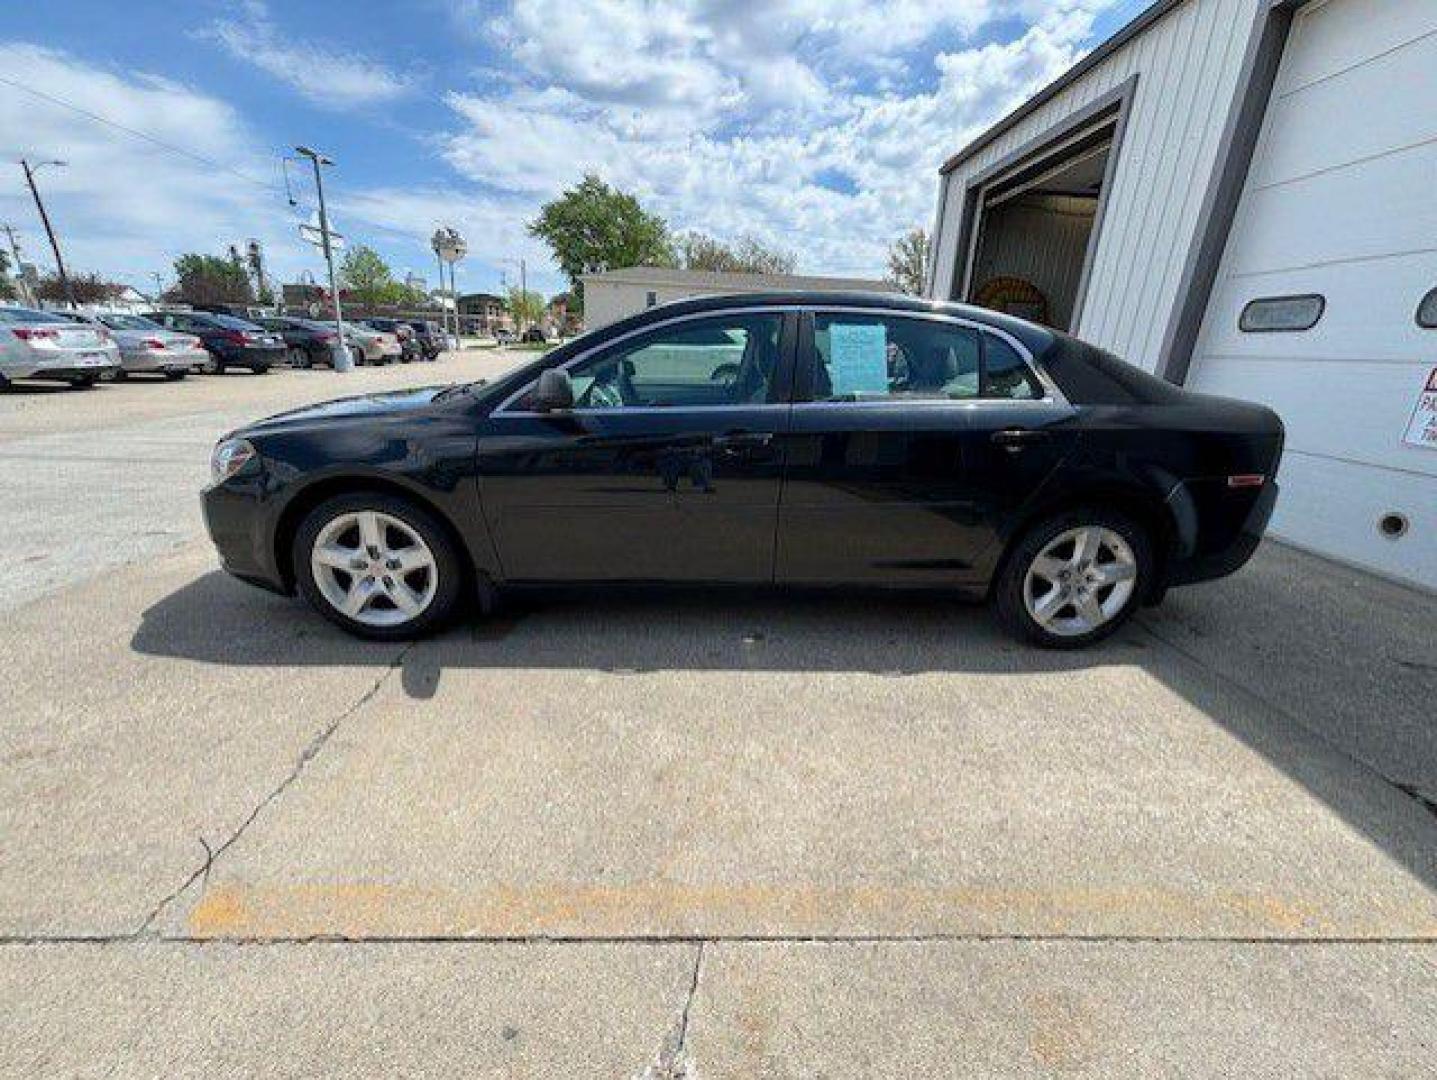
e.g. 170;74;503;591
1187;0;1437;589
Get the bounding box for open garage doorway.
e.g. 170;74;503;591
955;85;1131;332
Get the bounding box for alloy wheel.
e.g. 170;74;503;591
310;510;439;628
1022;525;1138;637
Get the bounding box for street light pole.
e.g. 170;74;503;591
20;159;74;307
295;145;348;371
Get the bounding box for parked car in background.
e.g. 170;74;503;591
142;311;283;374
362;319;425;363
341;322;402;366
405;321;444;359
522;325;548;344
495;329;516;346
0;306;121;388
254;316;342;368
202;291;1284;647
66;312;206;380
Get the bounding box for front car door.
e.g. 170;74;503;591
776;307;1078;586
476;308;796;583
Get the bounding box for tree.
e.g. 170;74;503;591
529;174;674;308
35;272;123;305
885;228;931;295
339;245;396;309
506;286;545;332
0;249;13;301
171;253;254;305
675;231;796;275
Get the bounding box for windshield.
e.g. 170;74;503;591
101;314;163;331
211;314;263;330
0;307;69;325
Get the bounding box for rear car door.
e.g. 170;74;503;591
477;309;796;583
776;308;1078;585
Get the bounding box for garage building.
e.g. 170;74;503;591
928;0;1436;590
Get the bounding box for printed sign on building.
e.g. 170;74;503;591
1403;367;1437;450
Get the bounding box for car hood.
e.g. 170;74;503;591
238;385;453;434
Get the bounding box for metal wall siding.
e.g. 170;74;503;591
931;0;1263;369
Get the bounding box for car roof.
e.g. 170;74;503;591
594;290;1056;356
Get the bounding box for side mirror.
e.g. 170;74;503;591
533;368;575;412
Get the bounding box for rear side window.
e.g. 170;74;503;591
809;314;1040;402
1417;287;1437;329
983;334;1044;400
1239;294;1324;332
811;314;980;402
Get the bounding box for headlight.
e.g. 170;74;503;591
210;438;257;485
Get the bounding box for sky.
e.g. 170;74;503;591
0;0;1150;299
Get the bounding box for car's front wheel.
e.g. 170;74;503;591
293;493;465;640
994;508;1151;649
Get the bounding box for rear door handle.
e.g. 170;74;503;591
991;428;1051;452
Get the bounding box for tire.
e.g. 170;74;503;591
203;352;223;375
165;370;187;381
993;506;1152;649
69;375;98;389
110;368;128;382
288;347;310;369
250;363;270;375
350;346;365;367
293;492;465;640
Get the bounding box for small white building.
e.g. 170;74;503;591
581;267;896;331
927;0;1436;590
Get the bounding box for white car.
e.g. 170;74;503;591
68;312;210;380
0;306;121;389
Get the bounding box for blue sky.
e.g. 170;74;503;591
0;0;1148;298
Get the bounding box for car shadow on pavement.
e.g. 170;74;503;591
130;543;1437;896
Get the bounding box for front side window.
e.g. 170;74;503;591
809;314;1040;402
524;313;782;410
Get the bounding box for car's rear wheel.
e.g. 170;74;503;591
204;353;223;375
288;347;310;369
69;374;98;389
994;508;1150;649
250;363;270;375
293;493;464;640
165;369;187;381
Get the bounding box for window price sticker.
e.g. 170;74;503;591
1402;366;1437;451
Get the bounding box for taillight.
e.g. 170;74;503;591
220;330;249;345
13;327;59;341
318;332;337;343
1227;474;1265;489
142;338;167;350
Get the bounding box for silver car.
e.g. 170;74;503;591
0;306;121;388
70;312;209;380
341;322;403;365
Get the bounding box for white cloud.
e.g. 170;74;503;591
203;0;414;110
442;0;1123;277
0;43;318;287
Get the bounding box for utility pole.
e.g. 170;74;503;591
20;159;74;307
2;223;31;304
295;146;349;371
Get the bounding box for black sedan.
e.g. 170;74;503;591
255;316;342;368
202;292;1282;648
143;311;284;374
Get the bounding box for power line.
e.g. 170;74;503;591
0;72;444;253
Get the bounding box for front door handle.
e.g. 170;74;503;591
991;428;1050;452
714;432;774;452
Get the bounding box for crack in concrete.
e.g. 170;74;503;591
636;941;705;1080
129;642;416;939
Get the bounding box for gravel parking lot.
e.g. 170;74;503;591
2;355;1435;1076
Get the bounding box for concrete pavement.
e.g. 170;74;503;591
1;355;1435;1076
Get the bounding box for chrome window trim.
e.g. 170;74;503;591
492;303;1068;416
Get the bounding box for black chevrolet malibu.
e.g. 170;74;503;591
202;292;1282;648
